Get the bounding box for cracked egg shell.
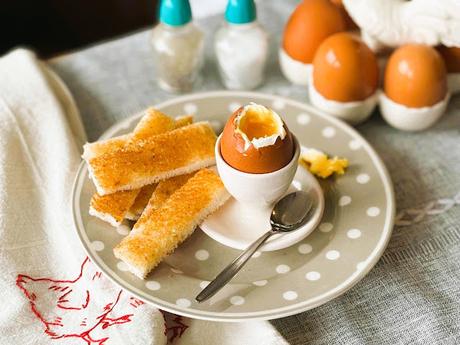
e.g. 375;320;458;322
220;105;294;174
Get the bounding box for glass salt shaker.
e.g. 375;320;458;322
151;0;204;93
215;0;269;90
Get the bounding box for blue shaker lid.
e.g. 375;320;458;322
159;0;192;26
225;0;256;24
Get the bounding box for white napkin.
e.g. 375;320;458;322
0;49;166;345
0;49;288;345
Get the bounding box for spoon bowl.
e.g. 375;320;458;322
270;191;313;231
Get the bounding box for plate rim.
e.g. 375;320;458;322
72;90;395;322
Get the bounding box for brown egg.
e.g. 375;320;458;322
220;105;294;174
437;46;460;73
283;0;346;64
329;0;359;30
384;44;448;108
312;32;379;102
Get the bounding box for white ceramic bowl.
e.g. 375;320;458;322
215;134;300;207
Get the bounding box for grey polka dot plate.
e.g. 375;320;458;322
72;91;395;321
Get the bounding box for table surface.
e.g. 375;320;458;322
49;1;460;344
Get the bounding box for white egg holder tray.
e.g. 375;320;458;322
280;47;459;131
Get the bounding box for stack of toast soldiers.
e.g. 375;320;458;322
83;109;230;279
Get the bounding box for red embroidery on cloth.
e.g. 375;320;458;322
161;310;189;343
16;257;139;345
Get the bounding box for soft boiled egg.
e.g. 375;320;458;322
437;46;460;94
280;0;346;86
309;32;379;124
380;44;449;131
220;103;294;174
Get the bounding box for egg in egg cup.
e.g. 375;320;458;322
380;44;450;131
279;0;346;86
309;32;380;125
201;103;324;251
438;46;460;95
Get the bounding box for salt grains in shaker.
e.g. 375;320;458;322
215;0;269;90
151;0;204;93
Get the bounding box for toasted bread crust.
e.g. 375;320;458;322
113;169;230;278
87;122;216;195
89;189;139;226
125;184;157;220
83;109;174;160
88;111;194;224
146;173;194;214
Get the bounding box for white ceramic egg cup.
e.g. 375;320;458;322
201;135;325;251
379;92;450;131
308;73;379;125
279;47;312;86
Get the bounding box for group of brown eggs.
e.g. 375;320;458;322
279;0;460;131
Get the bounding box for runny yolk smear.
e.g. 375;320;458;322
238;107;280;140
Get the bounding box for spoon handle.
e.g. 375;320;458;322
196;229;276;303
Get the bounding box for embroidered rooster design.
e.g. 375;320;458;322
16;257;144;345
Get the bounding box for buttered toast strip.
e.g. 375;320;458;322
145;173;194;213
125;184;158;221
113;169;230;278
83;109;175;160
83;110;193;160
126;173;193;221
88;113;193;225
87;122;217;195
89;189;140;227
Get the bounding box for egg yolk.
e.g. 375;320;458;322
437;46;460;73
384;44;447;108
283;0;346;64
237;107;279;140
312;32;379;102
300;149;348;179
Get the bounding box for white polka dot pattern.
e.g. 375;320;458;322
230;296;245;305
116;261;129;272
199;281;209;289
91;241;105;251
322;127;336;138
176;298;191;308
326;250;340;260
306;271;321;281
339;196;352;206
252;251;261;258
146;281;161;291
272;99;286;109
347;229;362;239
367;207;380;217
253;280;268;286
276;265;291;274
283;291;298;301
298;243;313;254
195;249;210;261
357;174;370;184
349;139;362;150
319;222;333;233
297;113;311;125
183;103;197;114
